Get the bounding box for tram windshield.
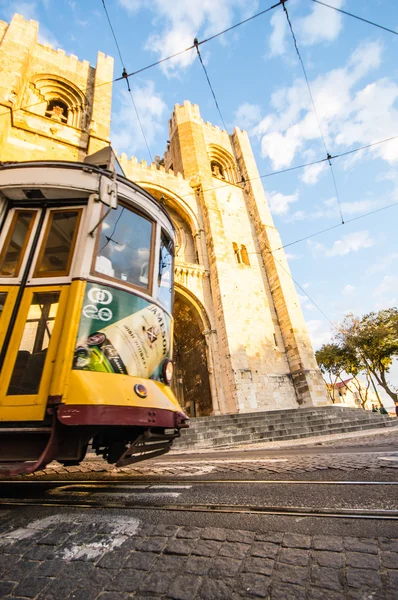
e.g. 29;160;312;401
0;210;35;278
94;203;153;290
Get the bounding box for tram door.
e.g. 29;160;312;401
0;205;83;422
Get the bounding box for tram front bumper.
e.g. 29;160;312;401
57;370;189;429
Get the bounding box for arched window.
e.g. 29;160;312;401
232;243;250;266
233;242;241;264
210;161;225;180
26;74;88;129
208;144;238;184
45;99;68;123
240;245;250;266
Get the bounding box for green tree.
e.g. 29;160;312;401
315;343;372;407
315;343;346;403
335;308;398;403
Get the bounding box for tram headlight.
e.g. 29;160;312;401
134;383;148;398
162;359;174;384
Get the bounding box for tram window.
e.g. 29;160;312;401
0;292;7;320
157;231;173;311
34;210;81;277
94;204;153;290
0;211;35;278
7;291;60;395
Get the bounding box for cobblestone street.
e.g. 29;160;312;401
22;452;398;479
0;511;398;600
0;429;397;599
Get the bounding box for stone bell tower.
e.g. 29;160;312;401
0;13;113;163
159;101;328;413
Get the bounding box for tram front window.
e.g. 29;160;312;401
0;292;7;320
8;292;60;395
94;204;153;290
35;210;81;277
0;211;35;277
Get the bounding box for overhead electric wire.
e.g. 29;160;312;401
272;200;398;253
101;0;125;67
101;0;155;168
310;0;398;37
193;38;228;133
266;242;335;327
115;1;285;81
282;1;344;224
178;134;398;197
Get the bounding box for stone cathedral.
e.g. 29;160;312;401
0;14;328;416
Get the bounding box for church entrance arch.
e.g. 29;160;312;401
173;289;213;417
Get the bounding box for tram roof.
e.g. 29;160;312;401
0;159;174;230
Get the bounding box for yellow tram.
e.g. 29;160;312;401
0;149;188;476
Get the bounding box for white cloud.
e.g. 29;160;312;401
342;284;355;296
368;253;398;274
306;319;332;349
268;0;344;59
314;197;379;220
285;252;303;261
111;81;166;155
287;209;306;223
234;103;262;132
373;275;398;297
300;162;327;185
288;195;385;223
310;230;375;257
267;190;299;215
118;0;259;75
298;293;315;313
251;41;398;170
268;9;287;57
296;0;344;47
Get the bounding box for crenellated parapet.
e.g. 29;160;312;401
0;13;113;161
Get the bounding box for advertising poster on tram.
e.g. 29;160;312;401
73;283;170;380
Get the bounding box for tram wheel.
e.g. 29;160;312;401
106;441;127;464
60;443;88;467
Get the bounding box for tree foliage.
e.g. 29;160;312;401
316;307;398;405
335;308;398;402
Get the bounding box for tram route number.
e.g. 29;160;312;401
83;287;113;321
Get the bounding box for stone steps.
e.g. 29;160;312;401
174;406;397;450
187;412;388;435
183;417;391;443
187;407;366;429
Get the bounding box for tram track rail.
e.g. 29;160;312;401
1;479;398;520
1;479;398;486
0;496;398;520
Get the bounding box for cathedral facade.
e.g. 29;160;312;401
0;14;328;416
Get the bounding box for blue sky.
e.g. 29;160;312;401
1;0;398;398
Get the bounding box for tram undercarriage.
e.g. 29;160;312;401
0;414;186;476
